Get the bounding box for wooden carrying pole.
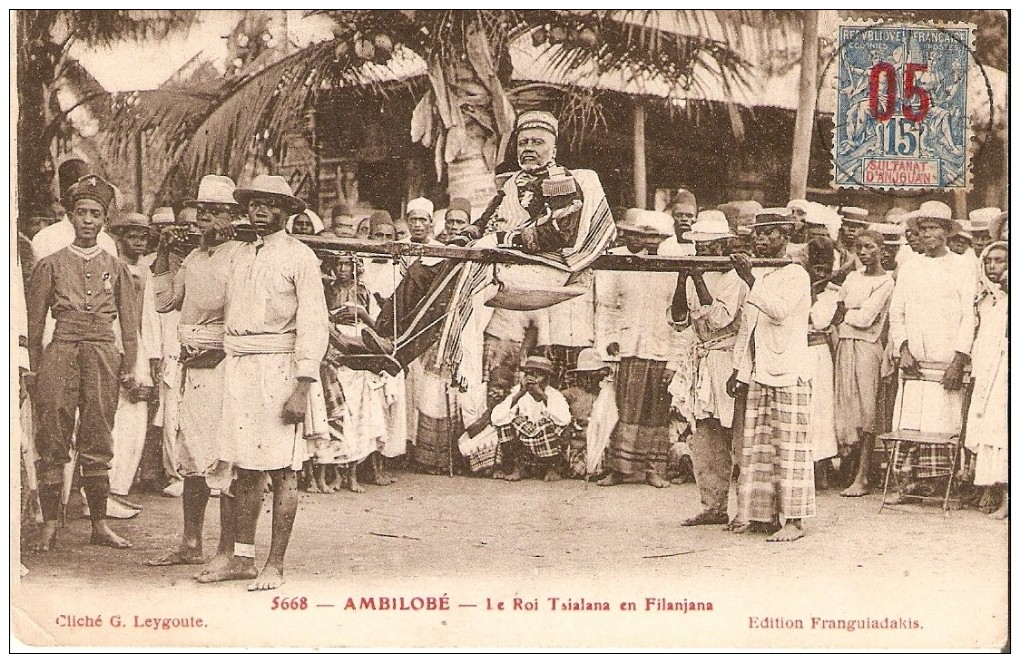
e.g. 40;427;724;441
298;235;789;272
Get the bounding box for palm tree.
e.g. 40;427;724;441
15;10;198;212
105;10;801;208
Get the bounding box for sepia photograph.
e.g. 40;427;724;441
10;9;1009;649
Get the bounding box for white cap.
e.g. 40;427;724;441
406;197;434;219
916;200;953;223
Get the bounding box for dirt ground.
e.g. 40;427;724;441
13;470;1009;649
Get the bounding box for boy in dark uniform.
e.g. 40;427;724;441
27;174;139;551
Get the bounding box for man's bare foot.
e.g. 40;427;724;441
348;477;366;493
248;566;284;592
884;491;903;505
840;482;870;497
195;552;233;579
370;474;395;486
543;468;562;482
90;522;132;549
766;522;805;542
597;472;621;487
989;491;1008;520
505;466;523;482
492;469;508;480
31;522;59;553
147;546;204;566
728;521;751;534
646;472;671;488
196;558;258;583
313;472;335;494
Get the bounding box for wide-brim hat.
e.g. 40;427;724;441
568;348;610;373
839;206;871;225
616;208;649;234
184;175;239;207
752;207;796;228
234;175;306;214
520;355;554;376
108;212;152;233
684;210;735;242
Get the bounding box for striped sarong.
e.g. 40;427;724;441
737;380;815;522
608;357;671;476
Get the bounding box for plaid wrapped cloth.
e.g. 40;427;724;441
320;358;347;422
497;415;563;460
546;345;584;390
458;426;499;473
892;443;955;479
609;357;671;476
736;380;815;522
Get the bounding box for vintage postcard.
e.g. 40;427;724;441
11;9;1009;650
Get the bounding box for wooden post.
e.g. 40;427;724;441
633;101;647;209
952;188;967;222
308;107;320;212
134;130;143;212
790;11;819;200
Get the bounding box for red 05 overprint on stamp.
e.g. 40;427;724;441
832;21;976;190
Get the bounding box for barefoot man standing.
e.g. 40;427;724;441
147;175;244;572
728;208;815;542
201;175;328;591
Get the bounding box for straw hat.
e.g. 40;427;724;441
568;348;610;374
950;220;974;241
234;175;306;214
684;210;734;242
520;355;554;376
184;175;238;208
840;206;871;225
108;212;151;234
968;207;1000;233
988;210;1008;241
873;222;906;246
752;207;796;228
151;206;176;225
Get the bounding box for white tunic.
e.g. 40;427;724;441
221;231;329;471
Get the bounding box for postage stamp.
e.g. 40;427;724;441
833;21;974;190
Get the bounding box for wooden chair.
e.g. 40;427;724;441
878;369;974;513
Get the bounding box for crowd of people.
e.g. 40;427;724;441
16;110;1009;589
